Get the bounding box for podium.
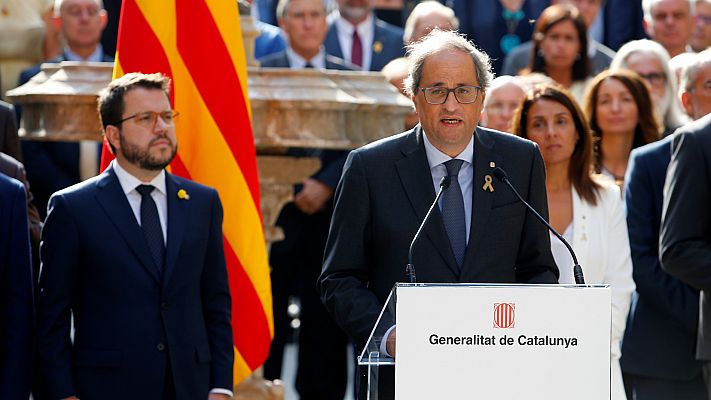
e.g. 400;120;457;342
358;283;611;400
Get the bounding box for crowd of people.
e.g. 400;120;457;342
3;0;711;399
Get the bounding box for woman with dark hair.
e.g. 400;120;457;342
527;4;591;101
513;84;635;400
584;69;661;187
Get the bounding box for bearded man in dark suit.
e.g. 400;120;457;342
36;72;233;400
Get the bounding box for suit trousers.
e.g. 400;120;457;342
266;202;350;399
624;371;708;400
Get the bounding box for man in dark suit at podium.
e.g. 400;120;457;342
319;29;558;399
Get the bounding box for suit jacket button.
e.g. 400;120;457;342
157;342;166;352
161;302;168;310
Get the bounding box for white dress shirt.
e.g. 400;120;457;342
380;130;475;357
422;131;474;242
286;46;327;69
334;11;374;71
112;160;233;397
112;160;168;243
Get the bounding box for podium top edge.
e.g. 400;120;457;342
394;283;610;289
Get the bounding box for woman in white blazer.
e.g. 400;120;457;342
513;84;635;400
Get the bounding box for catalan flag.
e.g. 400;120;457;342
99;0;273;386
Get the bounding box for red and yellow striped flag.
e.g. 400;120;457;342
100;0;273;385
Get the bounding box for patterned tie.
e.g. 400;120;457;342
136;184;165;273
442;159;467;269
351;29;363;67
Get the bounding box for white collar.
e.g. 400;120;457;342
334;11;373;38
286;46;327;68
422;127;475;168
112;159;167;196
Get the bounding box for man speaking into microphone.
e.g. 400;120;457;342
319;29;558;399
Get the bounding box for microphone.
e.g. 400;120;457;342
492;167;585;284
406;176;451;283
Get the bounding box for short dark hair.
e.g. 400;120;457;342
529;4;590;82
512;83;601;206
97;72;171;151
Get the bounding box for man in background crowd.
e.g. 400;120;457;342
480;75;528;134
325;0;405;71
18;0;114;218
642;0;694;57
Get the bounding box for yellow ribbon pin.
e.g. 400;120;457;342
373;41;383;54
482;175;494;192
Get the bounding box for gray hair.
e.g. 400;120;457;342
642;0;693;22
403;1;459;44
483;75;528;106
680;49;711;94
403;29;493;97
54;0;105;17
610;39;689;129
277;0;327;19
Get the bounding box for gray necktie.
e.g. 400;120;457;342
442;159;466;268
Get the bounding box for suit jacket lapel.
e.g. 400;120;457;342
95;167;161;284
325;25;344;59
163;173;187;288
395;127;459;275
461;128;497;275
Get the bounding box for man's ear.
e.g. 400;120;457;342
105;125;120;154
681;91;694;117
642;18;652;38
52;14;62;32
99;9;108;30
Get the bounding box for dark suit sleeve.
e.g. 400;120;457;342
515;144;559;283
0;180;33;398
200;190;234;391
625;150;698;333
37;193;80;398
312;150;347;190
320;150;385;349
661;130;711;290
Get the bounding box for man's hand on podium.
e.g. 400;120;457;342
386;327;396;357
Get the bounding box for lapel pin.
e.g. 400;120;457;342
177;189;190;200
489;161;495;168
482;175;494;192
373;41;383;54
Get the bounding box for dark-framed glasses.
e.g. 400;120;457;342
419;85;482;104
116;110;179;127
637;72;667;88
